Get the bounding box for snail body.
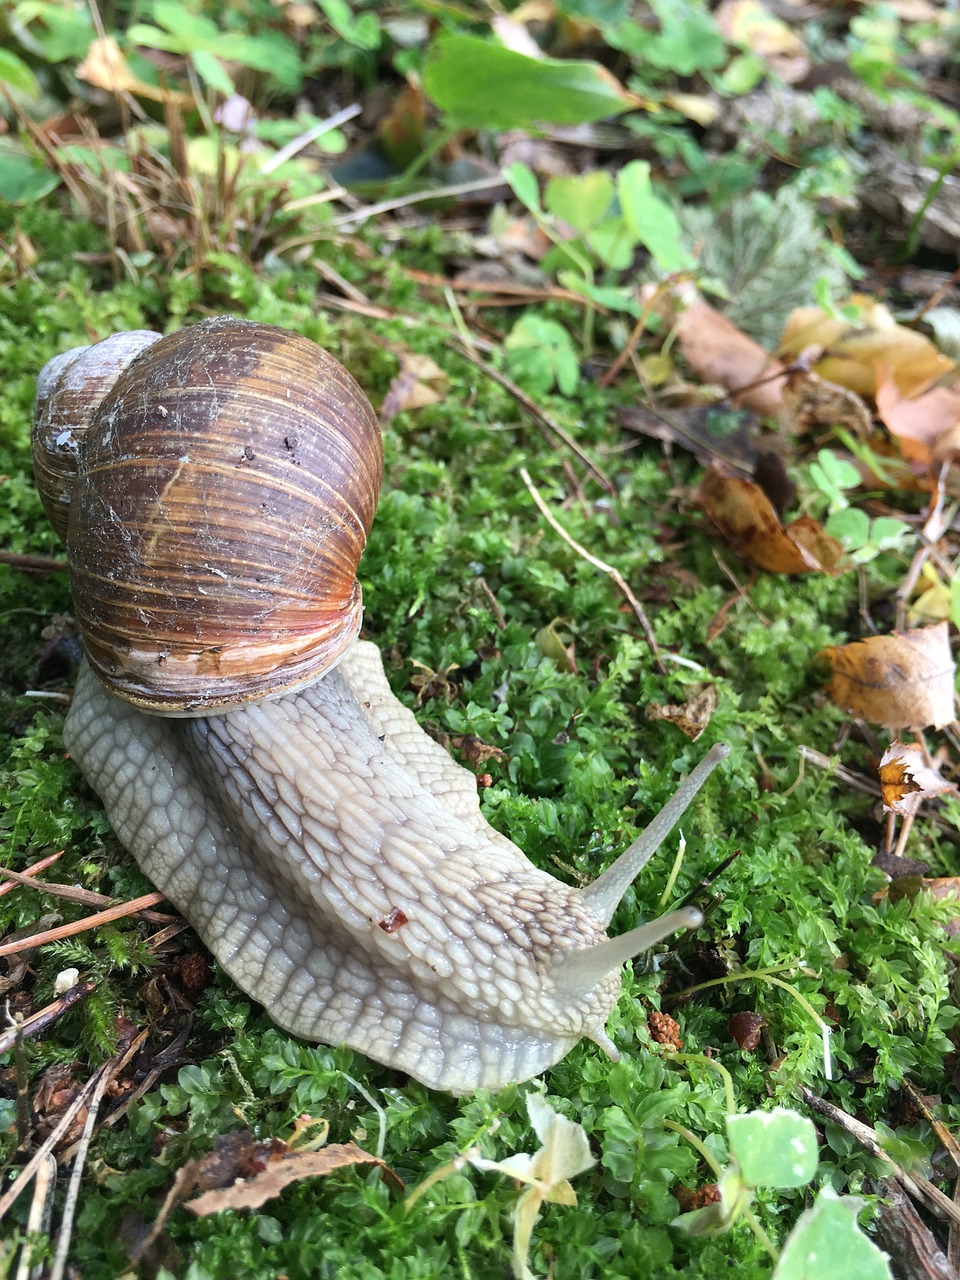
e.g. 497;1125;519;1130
34;318;726;1093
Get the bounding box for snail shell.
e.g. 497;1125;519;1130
35;317;383;714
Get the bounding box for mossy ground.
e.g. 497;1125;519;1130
1;202;957;1279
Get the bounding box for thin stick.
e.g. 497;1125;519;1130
0;1062;109;1222
260;103;361;174
800;1087;960;1227
329;176;506;230
0;851;64;900
0;983;96;1057
520;468;665;673
0;550;67;574
48;1067;112;1280
0;866;120;908
0;891;166;958
454;346;614;495
14;1154;56;1280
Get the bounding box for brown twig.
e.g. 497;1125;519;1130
0;851;64;900
0;982;96;1057
0;866;120;908
0;549;68;574
48;1064;114;1280
520;468;665;674
799;1087;960;1227
0;891;166;958
451;345;614;496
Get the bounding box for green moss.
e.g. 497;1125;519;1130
1;196;956;1277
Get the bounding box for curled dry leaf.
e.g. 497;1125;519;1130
646;683;718;741
699;466;842;574
779;296;955;399
186;1142;402;1215
379;354;450;424
780;368;873;438
879;741;958;816
673;298;787;422
820;623;956;730
875;366;960;464
77;36;193;105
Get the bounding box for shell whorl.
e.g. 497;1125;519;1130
36;317;383;714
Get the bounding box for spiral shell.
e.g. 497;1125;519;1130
54;317;383;714
33;330;163;541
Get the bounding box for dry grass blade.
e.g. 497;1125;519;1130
520;468;665;674
48;1066;112;1280
0;1061;110;1221
13;1154;56;1280
454;345;614;495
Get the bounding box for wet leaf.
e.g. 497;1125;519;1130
699;467;842;574
821;623;956;730
728;1011;767;1051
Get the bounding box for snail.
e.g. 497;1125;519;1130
32;316;729;1093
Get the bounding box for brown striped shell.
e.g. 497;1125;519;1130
51;317;383;715
33;330;163;541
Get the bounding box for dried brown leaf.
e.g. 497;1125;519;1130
714;0;810;83
879;741;958;815
186;1143;402;1215
676;300;787;421
646;684;718;741
875;366;960;464
820;623;956;730
76;36;192;104
699;466;842;574
779;297;954;399
781;368;873;437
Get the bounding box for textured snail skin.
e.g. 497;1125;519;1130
65;642;621;1091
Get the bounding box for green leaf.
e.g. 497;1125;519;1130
825;507;870;550
188;49;233;96
0;145;59;201
152;0;220;47
505;162;542;214
773;1188;892;1280
618;161;692;272
0;48;39;95
424;33;635;129
727;1108;819;1189
545;172;614;232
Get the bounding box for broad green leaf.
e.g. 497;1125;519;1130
424;34;636;129
505;162;541;214
825;507;870;549
545;172;613;232
727;1108;818;1189
0;147;59;201
191;48;234;96
11;1;93;62
774;1188;892;1280
618;161;691;272
152;0;220;47
0;49;39;95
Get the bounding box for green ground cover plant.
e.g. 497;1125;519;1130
1;1;960;1276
